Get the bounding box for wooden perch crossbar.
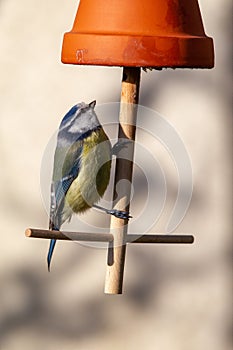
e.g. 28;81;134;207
25;228;113;242
25;228;194;244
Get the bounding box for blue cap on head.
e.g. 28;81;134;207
60;105;80;127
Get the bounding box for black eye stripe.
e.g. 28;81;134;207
80;107;89;114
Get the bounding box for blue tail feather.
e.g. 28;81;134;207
47;239;57;271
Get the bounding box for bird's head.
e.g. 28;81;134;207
58;100;100;139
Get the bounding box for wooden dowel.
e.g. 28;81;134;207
104;67;141;294
25;228;194;244
25;228;113;242
127;234;194;244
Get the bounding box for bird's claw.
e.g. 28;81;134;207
107;209;132;220
111;140;132;156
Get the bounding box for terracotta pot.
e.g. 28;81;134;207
61;0;214;68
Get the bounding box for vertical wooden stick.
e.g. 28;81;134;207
104;67;141;294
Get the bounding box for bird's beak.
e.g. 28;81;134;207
89;100;96;109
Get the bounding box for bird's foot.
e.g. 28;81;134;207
107;209;132;220
111;139;132;156
93;204;132;220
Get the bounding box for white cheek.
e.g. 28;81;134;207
68;122;81;133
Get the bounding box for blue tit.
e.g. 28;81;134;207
47;101;130;270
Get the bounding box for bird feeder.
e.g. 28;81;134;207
26;0;214;294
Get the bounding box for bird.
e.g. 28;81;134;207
47;101;130;270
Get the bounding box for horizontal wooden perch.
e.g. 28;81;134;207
25;228;194;244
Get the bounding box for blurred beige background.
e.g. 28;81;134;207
0;0;232;349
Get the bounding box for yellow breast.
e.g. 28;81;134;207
63;128;111;220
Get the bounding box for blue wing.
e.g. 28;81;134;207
47;140;83;271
